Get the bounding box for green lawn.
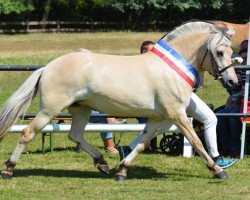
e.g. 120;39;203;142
0;32;249;200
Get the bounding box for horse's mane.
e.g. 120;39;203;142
162;21;235;50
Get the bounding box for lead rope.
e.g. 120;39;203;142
114;132;123;147
113;119;127;147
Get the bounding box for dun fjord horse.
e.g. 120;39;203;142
0;21;238;180
213;21;249;51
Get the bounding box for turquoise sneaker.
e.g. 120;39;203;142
214;156;236;169
118;146;132;161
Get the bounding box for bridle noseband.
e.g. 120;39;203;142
201;49;234;80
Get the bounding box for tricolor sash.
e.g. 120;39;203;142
151;39;200;88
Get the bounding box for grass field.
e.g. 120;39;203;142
0;32;249;200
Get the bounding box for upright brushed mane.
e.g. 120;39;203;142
162;21;235;50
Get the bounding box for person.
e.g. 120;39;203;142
140;40;155;54
89;111;119;155
118;40;237;168
216;40;248;158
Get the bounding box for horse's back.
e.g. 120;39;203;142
41;51;172;90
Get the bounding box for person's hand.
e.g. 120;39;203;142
231;57;243;64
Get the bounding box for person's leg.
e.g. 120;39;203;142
228;107;241;157
187;93;219;158
216;108;233;156
100;131;118;154
90;111;118;154
187;93;236;168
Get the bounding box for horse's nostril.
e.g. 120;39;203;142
226;79;236;88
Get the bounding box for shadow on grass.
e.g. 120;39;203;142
27;146;79;154
13;166;163;179
13;165;205;180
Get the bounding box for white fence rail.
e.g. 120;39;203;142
9;123;179;133
9;123;194;157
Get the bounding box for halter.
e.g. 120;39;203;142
200;49;234;80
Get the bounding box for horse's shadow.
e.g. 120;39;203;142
13;166;205;180
13;166;164;179
28;146;79;154
14;148;206;180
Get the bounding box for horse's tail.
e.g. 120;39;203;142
0;68;44;140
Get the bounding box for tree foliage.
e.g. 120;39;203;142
0;0;34;14
0;0;248;23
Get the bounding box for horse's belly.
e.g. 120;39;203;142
80;94;163;119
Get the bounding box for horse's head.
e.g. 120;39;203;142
161;21;239;89
202;25;238;89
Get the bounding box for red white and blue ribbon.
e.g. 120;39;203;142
151;39;200;88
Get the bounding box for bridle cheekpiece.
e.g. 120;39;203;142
200;49;234;80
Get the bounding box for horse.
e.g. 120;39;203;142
212;21;249;51
0;21;238;180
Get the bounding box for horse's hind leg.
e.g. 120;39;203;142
68;105;109;174
1;110;53;179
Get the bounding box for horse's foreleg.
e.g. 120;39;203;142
68;106;109;174
176;115;228;179
116;120;164;181
1;111;52;179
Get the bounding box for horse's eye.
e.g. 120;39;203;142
216;51;223;57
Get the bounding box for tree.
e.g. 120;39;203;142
0;0;248;25
33;0;51;22
0;0;34;15
108;0;203;23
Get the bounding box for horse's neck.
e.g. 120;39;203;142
168;32;209;73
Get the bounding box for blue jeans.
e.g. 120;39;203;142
216;106;241;156
89;111;112;140
136;117;148;123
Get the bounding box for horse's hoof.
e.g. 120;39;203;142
214;170;228;179
97;164;109;174
1;171;12;179
115;174;127;181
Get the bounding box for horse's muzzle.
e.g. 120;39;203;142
221;78;238;89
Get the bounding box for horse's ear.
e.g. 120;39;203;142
226;28;235;39
209;26;217;34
